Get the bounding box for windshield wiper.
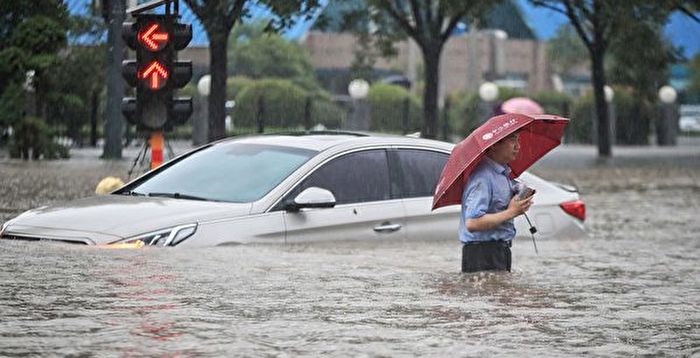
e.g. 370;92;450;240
147;192;211;201
120;190;146;196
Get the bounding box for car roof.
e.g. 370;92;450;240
217;131;455;153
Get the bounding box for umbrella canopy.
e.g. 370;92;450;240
501;97;544;115
432;113;568;210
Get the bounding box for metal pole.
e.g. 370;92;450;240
150;131;164;169
257;96;265;134
402;97;410;134
103;0;126;159
304;97;313;130
443;98;451;141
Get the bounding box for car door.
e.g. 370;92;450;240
278;149;406;243
390;148;460;241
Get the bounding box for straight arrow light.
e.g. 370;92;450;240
139;61;169;90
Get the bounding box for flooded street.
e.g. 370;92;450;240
1;144;699;356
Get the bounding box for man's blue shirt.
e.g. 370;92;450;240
458;157;516;243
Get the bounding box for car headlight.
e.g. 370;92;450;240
109;224;197;248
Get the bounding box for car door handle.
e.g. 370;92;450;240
373;223;402;233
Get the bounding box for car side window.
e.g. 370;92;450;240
395;149;449;198
283;149;392;206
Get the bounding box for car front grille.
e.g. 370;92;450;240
1;234;90;245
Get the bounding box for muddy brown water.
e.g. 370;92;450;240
1;146;698;356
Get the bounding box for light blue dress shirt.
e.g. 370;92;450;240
458;157;516;243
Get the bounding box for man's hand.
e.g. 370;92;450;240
507;195;533;219
466;195;534;233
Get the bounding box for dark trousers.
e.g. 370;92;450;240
461;240;512;273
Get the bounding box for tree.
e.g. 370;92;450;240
183;0;320;142
228;22;320;92
360;0;494;139
608;21;680;144
0;1;69;125
47;45;106;147
530;0;699;157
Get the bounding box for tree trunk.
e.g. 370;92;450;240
90;89;98;147
102;0;125;159
590;49;611;157
207;34;229;142
421;44;442;139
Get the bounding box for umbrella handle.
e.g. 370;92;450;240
524;213;539;254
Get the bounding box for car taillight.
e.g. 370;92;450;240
560;200;585;221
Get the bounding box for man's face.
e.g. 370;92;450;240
490;133;520;163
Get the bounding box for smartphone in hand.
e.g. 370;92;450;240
517;187;535;200
514;183;536;200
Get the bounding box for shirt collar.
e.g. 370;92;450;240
483;156;511;176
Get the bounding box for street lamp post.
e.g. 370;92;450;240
348;79;370;131
605;85;616;146
194;75;211;146
478;82;499;125
657;85;678;146
23;70;36;117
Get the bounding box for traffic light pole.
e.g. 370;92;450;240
103;0;126;159
149;131;164;169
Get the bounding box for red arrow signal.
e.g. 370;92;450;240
138;23;169;51
139;61;169;90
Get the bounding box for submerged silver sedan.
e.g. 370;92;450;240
0;132;586;247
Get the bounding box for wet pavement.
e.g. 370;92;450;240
0;142;699;356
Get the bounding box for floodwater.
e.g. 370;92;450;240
1;145;699;356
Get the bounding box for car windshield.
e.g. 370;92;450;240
129;142;318;203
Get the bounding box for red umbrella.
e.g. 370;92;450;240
501;97;545;115
432;113;568;210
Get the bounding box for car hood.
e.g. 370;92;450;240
4;195;252;244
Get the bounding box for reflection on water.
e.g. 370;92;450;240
1;213;698;357
1;159;699;356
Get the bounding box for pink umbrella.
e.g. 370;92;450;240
501;97;544;115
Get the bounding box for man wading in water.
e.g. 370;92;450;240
459;132;533;272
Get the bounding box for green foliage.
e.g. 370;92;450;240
569;87;647;145
611;86;650;145
226;76;255;99
569;93;594;144
0;83;25;128
230;33;313;79
0;0;72;134
367;83;422;132
9;16;66;54
531;91;572;116
232;79;342;129
446;91;480;136
43;46;105;143
0;0;69;50
0;47;29;88
228;23;322;93
9;116;69;159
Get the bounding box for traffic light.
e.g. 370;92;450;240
121;14;192;131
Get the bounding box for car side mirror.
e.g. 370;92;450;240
285;187;336;212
